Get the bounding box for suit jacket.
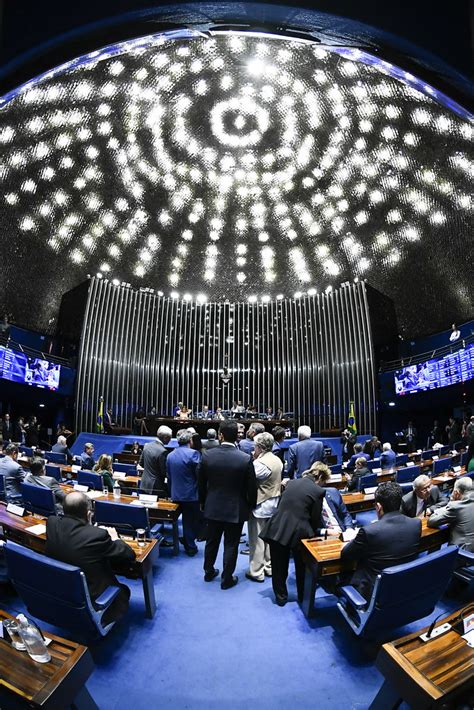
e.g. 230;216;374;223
46;515;135;601
287;439;325;479
0;456;25;501
260;477;325;548
52;442;73;464
428;491;474;551
319;487;353;532
166;445;200;502
239;438;255;455
400;486;447;517
272;442;285;465
198;443;257;524
139;439;169;496
24;473;67;505
341;511;422;600
2;421;13;441
202;440;219;450
80;452;95;471
347;451;370;470
380;450;396;469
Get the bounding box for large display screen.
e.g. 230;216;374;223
0;345;61;391
394;343;474;395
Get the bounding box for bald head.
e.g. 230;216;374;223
63;491;91;521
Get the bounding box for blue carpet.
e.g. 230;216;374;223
1;530;468;710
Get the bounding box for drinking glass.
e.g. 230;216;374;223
136;528;146;547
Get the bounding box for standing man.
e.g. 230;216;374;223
2;413;13;442
340;428;356;462
428;477;474;550
286;425;325;479
202;429;219;450
404;421;417;453
198;421;257;589
239;423;265;455
166;430;201;556
139;425;172;497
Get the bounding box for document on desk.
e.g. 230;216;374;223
462;629;474;648
342;528;359;542
25;523;47;535
130;499;158;508
86;491;103;500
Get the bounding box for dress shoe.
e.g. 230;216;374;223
204;568;219;582
221;575;238;590
264;569;272;577
245;572;264;583
185;548;198;557
276;595;288;607
239;547;250;555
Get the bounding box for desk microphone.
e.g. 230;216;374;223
324;529;328;540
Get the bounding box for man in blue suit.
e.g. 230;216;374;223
286;426;325;479
380;442;397;469
80;443;95;471
346;443;370;470
166;429;201;556
308;463;354;535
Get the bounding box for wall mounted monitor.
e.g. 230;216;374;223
0;345;61;391
394;343;474;395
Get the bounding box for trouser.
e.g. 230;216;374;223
204;519;243;584
100;582;131;625
268;540;305;602
248;512;271;579
180;500;201;551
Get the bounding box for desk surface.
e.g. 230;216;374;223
0;609;94;709
375;603;474;708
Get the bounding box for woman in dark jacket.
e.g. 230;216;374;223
260;470;325;607
93;454;115;492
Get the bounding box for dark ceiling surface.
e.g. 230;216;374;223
0;5;472;338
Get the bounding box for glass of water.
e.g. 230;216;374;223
102;486;109;497
136;528;146;547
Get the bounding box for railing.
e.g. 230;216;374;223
379;333;474;372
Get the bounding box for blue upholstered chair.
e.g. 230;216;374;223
94;500;162;538
459;451;468;468
439;445;450;456
112;463;137;475
77;470;104;490
46;451;67;465
4;540;119;639
20;482;56;516
396;466;420;484
45;463;62;482
422;449;436;461
395;454;409;466
337;545;459;639
19;445;34;457
453;549;474;587
360;473;379;491
0;475;5;501
366;459;382;472
432;457;452;476
329;463;342;475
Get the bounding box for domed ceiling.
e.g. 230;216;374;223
0;30;472;336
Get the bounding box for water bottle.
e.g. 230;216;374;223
113;481;121;499
17;614;51;663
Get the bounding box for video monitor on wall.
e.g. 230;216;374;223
394;343;474;395
0;345;61;391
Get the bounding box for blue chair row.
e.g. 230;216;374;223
396;465;421;484
94;500;162;537
45;451;67;465
46;463;62;482
432;457;453;476
112;462;137;474
20;483;56;516
77;470;104;491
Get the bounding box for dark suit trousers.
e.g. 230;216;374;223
269;541;306;603
204;519;243;584
99;582;131;626
180;500;201;552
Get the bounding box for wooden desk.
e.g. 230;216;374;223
371;603;474;709
300;519;449;618
0;609;97;709
144;416;294;438
0;504;160;619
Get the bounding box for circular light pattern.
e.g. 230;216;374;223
0;32;472;335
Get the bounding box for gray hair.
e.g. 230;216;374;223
206;428;217;440
177;430;192;445
254;432;274;453
249;423;265;437
413;474;431;490
57;435;67;446
382;442;392;451
454;477;473;495
355;457;368;468
298;425;312;440
157;425;172;441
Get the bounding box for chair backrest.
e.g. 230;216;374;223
329;463;342;474
361;546;459;637
46;451;67;465
433;457;452;475
360;473;379;491
19;445;34;457
395;454;408;466
0;475;5;499
45;464;62;482
112;462;137;474
4;540;112;638
20;482;56;516
77;470;103;490
366;459;382;472
459;451;468;467
439;445;450;456
422;449;436;461
396;465;420;484
94;499;149;534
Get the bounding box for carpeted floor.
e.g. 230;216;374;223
1;528;468;710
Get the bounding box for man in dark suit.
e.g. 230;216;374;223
341;481;421;600
24;456;66;510
166;430;201;556
0;443;25;501
139;425;172;496
404;421;417;453
363;436;382;459
46;491;136;624
286;425;325;479
80;443;95;471
51;435;73;464
2;413;13;442
202;428;219;450
400;474;447;517
198;420;257;590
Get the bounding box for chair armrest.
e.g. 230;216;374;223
339;585;367;610
94;585;121;609
458;549;474;566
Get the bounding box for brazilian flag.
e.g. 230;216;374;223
347;401;357;437
97;396;104;434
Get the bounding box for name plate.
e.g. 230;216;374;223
71;465;80;472
453;465;461;473
407;461;415;467
432;455;439;461
329;474;342;482
364;486;377;495
6;503;26;517
139;494;158;504
113;472;127;480
75;484;89;492
373;468;382;474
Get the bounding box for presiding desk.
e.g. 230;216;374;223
300;518;449;618
371;603;474;709
144;416;294;438
0;609;97;709
0;504;160;619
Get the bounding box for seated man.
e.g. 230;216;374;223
401;474;448;518
341;481;422;600
46;491;136;624
345;443;370;471
286;425;325;479
428;477;474;551
379;442;396;469
24;456;66;511
0;443;25;501
347;457;371;493
80;443;95;470
308;462;354;535
51;435;74;464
